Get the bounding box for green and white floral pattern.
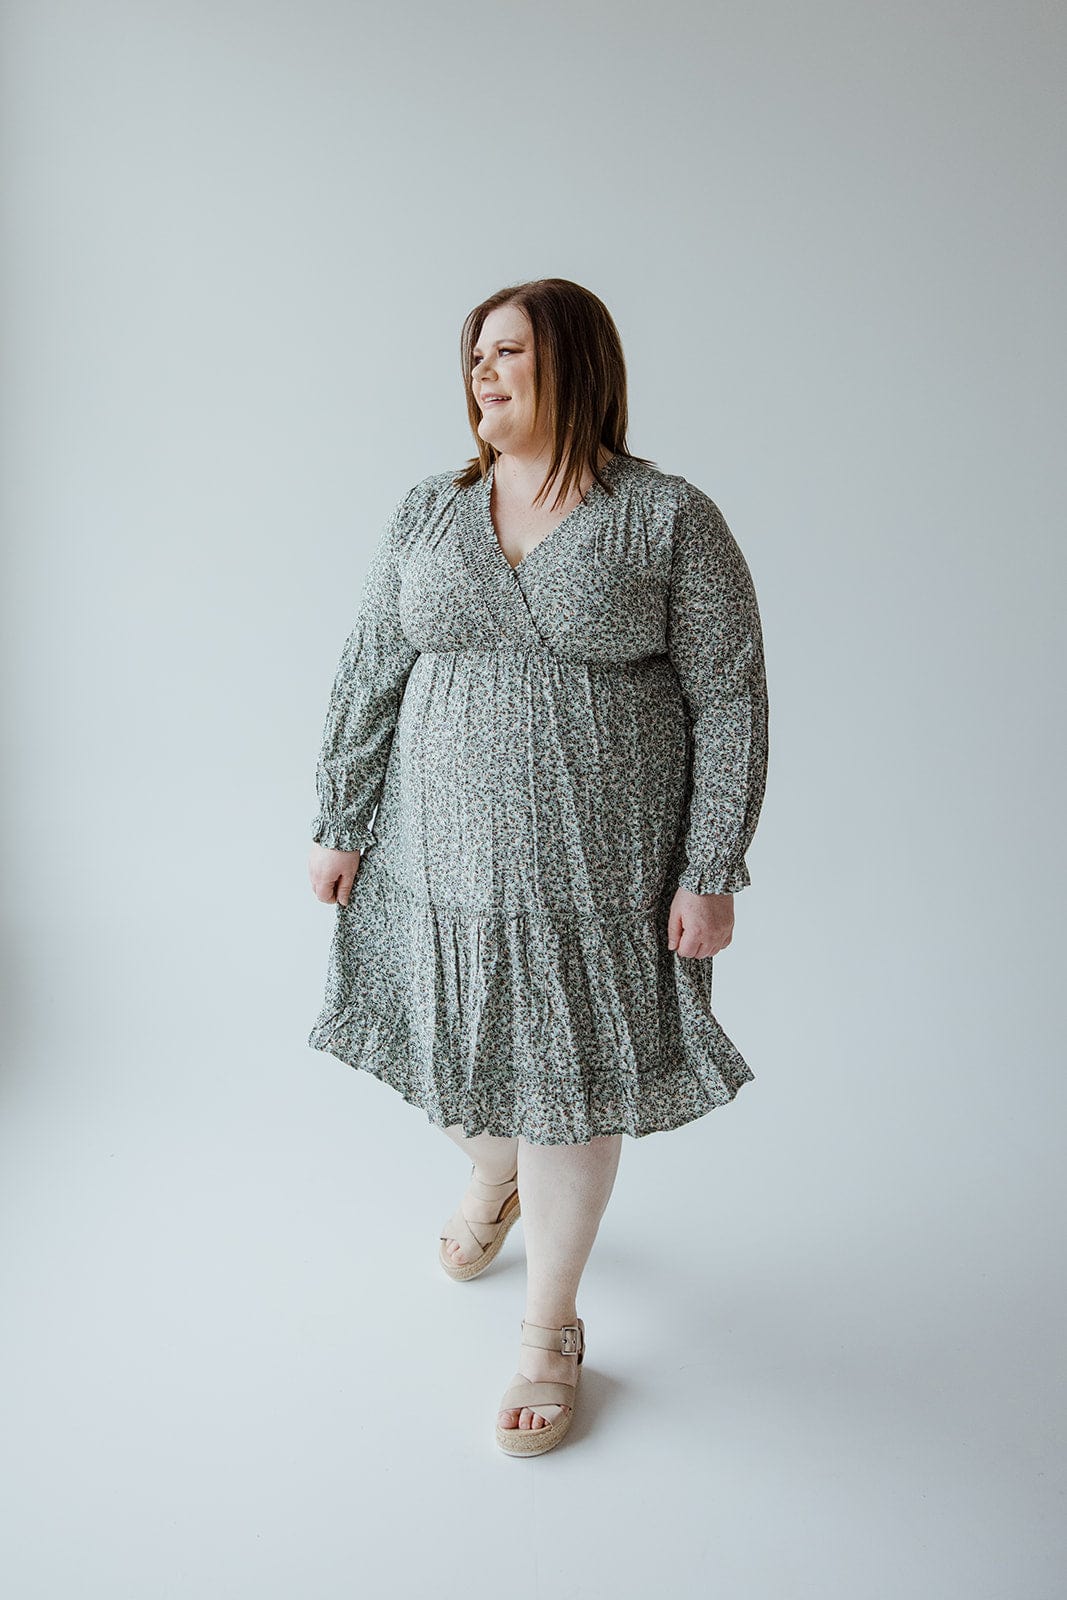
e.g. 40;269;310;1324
308;454;769;1144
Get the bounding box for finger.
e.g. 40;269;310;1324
667;903;683;951
340;856;362;906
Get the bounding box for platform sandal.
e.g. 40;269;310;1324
438;1163;521;1282
494;1318;585;1456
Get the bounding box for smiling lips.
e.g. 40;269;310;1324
482;394;509;405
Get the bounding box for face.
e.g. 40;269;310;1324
470;304;544;455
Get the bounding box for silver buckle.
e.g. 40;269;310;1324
560;1324;582;1356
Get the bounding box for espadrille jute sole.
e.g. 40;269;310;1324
495;1364;581;1455
438;1186;522;1282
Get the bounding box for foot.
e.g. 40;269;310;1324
441;1165;519;1268
497;1318;580;1432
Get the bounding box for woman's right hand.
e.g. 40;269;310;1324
308;842;363;906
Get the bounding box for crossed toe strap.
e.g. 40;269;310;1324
498;1375;577;1412
439;1206;495;1258
439;1165;519;1257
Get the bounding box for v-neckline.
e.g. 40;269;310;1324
482;454;620;575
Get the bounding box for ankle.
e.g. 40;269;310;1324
523;1305;579;1331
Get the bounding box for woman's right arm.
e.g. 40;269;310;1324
310;489;420;859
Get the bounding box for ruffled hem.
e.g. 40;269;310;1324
307;1018;753;1143
310;813;379;853
306;866;755;1145
677;859;752;895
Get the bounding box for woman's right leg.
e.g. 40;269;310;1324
441;1124;520;1267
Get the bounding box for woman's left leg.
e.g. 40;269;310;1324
498;1131;623;1432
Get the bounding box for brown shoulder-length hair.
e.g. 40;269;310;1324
452;278;656;512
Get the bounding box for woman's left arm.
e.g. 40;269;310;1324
665;479;770;895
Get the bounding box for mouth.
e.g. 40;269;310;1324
481;395;510;406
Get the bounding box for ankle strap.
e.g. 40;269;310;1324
470;1163;519;1190
520;1318;584;1357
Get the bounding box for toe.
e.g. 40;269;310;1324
498;1407;520;1429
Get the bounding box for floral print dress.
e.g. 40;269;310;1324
307;452;769;1144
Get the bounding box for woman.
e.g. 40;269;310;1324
306;277;770;1457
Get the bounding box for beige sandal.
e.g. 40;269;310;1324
438;1163;521;1281
495;1318;585;1456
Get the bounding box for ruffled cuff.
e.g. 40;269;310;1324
677;857;751;895
310;814;379;853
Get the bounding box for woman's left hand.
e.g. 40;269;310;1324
667;889;734;958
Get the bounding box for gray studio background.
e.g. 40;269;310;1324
2;2;1063;1596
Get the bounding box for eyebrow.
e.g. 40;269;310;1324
472;337;525;350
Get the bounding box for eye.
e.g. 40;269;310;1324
472;347;517;367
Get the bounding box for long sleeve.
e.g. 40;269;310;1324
666;480;769;894
310;492;420;852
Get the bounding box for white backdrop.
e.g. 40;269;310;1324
1;2;1063;1596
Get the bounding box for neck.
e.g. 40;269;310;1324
493;444;614;501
